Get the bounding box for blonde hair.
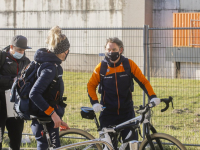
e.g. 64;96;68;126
46;26;66;51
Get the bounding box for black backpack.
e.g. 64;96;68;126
98;58;134;94
10;61;60;120
0;46;9;70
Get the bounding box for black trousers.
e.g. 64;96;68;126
31;119;60;150
0;91;24;150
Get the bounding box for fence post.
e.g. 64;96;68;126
143;25;147;139
146;25;151;135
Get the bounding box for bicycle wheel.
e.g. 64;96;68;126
59;128;102;150
139;133;186;150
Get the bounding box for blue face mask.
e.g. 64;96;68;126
13;51;24;59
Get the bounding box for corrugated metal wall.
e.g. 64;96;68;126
173;13;200;47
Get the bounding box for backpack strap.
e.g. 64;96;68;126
0;48;8;70
122;58;134;92
47;64;59;92
47;64;67;108
98;60;108;94
122;58;131;76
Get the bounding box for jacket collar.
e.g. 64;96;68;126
104;55;125;67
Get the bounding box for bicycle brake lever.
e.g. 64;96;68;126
161;96;173;112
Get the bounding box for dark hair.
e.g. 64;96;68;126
105;37;124;50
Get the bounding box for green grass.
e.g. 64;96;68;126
3;71;200;149
63;71;200;149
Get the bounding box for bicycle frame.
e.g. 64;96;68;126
33;117;115;150
100;115;143;150
53;139;114;150
83;109;159;150
116;115;143;127
97;115;146;150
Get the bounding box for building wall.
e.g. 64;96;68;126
122;0;145;72
152;0;178;78
1;0;199;77
152;0;200;79
0;0;147;72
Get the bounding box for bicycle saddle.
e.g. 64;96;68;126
81;107;94;113
30;115;52;123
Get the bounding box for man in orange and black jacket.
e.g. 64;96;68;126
87;37;161;150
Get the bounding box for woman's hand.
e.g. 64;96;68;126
51;112;62;128
60;121;70;131
51;112;70;129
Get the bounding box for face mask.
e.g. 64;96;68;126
106;52;120;61
13;51;24;59
64;50;69;61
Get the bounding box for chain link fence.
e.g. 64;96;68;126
1;27;200;149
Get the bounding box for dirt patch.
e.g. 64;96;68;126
185;110;193;113
192;129;199;132
195;113;200;116
194;118;200;123
165;125;177;130
172;109;184;114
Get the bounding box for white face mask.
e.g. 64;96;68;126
13;51;24;59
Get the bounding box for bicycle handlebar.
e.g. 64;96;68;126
160;96;174;112
136;96;173;113
135;96;173;123
81;96;173;125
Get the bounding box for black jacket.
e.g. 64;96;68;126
0;48;30;91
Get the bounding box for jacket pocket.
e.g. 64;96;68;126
54;104;65;117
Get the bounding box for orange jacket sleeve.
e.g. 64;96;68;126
129;59;157;99
87;62;101;104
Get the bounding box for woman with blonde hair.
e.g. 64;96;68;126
29;26;70;149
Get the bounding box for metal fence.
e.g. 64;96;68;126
1;27;200;148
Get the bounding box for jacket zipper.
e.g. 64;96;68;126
114;63;120;115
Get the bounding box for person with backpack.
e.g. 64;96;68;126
0;35;31;150
29;26;69;149
87;37;161;150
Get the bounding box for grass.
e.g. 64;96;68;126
3;71;200;149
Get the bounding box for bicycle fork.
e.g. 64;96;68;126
120;130;140;150
144;123;164;150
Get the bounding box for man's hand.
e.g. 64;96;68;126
150;98;161;107
51;112;62;128
92;103;103;113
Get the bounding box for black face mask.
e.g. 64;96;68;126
64;51;69;60
106;52;120;61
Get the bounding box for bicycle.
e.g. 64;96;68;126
59;96;187;150
30;115;107;150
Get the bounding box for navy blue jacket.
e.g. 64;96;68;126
29;49;65;117
87;56;157;115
